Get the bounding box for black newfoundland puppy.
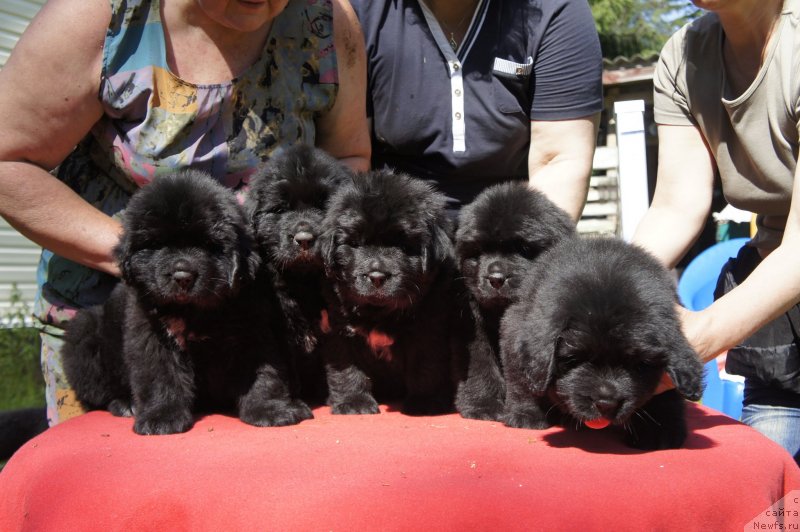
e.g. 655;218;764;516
453;182;575;420
246;145;352;402
63;171;312;435
319;170;460;415
500;237;705;450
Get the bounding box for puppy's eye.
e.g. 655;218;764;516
456;242;480;259
462;257;478;267
635;357;664;373
555;336;580;364
518;245;541;260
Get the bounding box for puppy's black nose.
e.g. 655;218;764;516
488;272;506;289
486;261;507;289
368;271;387;288
171;260;196;291
593;398;620;417
294;230;315;251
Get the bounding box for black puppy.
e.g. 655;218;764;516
63;171;312;435
247;145;352;403
453;182;574;420
319;170;459;415
500;237;705;450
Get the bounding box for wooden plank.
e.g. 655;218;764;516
592;146;618;171
580;202;619;217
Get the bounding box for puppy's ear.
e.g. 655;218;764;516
665;334;705;401
423;225;454;273
501;304;559;396
235;241;262;286
319;229;338;277
231;204;262;284
522;330;560;395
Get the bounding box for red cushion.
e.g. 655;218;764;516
1;403;798;530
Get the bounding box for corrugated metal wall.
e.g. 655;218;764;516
0;0;44;65
0;0;45;317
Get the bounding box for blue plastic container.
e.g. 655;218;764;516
677;238;748;419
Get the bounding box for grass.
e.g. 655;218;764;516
0;290;45;471
0;289;45;411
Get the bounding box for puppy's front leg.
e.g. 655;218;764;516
402;344;454;416
239;359;313;427
127;332;195;435
324;337;379;415
625;389;689;450
454;326;505;421
502;380;552;430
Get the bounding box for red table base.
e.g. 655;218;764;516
1;403;798;531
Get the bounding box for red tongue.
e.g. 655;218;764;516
584;418;611;430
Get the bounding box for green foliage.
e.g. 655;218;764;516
0;288;44;410
589;0;702;58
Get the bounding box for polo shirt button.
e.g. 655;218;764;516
454;89;462;96
452;62;460;71
455;112;462;120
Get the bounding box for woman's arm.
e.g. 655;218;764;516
684;160;800;362
632;124;716;269
527;114;599;221
0;0;122;276
315;0;371;173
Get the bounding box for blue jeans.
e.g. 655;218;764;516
741;402;800;465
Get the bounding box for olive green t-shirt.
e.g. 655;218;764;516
653;0;800;252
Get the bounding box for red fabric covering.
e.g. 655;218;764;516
1;404;798;531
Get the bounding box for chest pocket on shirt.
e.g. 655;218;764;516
492;56;533;115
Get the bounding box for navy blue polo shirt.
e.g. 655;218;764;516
352;0;604;207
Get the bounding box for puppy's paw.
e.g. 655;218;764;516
108;399;134;418
457;397;504;421
301;334;317;354
625;418;688;450
458;406;504;422
625;426;688;450
626;390;689;450
240;399;314;427
134;409;193;435
331;394;380;415
503;409;551;430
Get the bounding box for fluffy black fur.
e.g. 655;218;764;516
453;182;575;420
63;170;312;435
247;145;352;403
500;237;705;450
319;170;460;415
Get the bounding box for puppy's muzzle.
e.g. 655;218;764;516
367;259;390;288
293;222;315;251
294;230;315;251
171;260;197;291
486;261;507;289
591;385;622;418
368;271;388;288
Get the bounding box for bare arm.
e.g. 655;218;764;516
0;0;122;276
527;114;600;221
315;0;371;173
632;124;716;269
683;160;800;362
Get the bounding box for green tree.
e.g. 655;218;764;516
590;0;702;59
